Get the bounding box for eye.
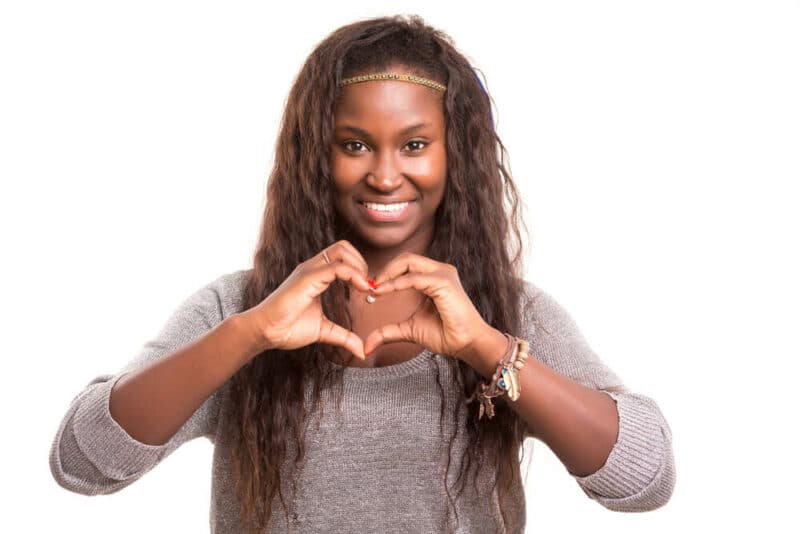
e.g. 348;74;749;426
404;140;428;152
341;139;428;153
343;140;367;153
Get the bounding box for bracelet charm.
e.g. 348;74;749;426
466;334;531;420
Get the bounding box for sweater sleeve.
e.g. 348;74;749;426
519;281;676;512
48;277;228;496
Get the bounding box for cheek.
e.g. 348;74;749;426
405;146;447;179
421;146;447;188
330;146;447;191
330;153;361;191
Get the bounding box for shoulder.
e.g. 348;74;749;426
202;268;252;319
519;279;550;319
518;279;585;343
179;268;251;325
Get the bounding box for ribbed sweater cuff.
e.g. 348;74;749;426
71;373;167;481
572;390;666;499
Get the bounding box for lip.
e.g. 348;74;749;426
357;199;415;222
358;198;417;204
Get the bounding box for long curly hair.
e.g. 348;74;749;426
229;14;532;533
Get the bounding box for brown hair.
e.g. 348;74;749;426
229;14;531;533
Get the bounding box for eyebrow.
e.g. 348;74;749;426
336;122;432;138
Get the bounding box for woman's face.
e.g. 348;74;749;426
331;72;447;252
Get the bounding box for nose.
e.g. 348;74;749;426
366;149;404;192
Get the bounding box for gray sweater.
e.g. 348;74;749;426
49;269;676;533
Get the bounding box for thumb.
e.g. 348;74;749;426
363;321;412;356
319;317;366;360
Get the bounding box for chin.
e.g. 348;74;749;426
360;231;412;249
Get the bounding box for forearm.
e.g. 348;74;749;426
109;313;267;446
461;327;619;477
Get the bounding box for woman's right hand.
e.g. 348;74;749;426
241;240;373;360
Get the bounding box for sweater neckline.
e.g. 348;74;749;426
321;348;436;380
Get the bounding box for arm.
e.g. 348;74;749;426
108;310;262;447
463;281;676;512
48;270;265;495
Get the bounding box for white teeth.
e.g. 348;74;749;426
361;201;409;212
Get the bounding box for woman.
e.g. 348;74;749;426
49;14;675;533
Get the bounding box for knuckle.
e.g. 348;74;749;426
336;263;353;279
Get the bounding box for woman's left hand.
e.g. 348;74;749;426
363;252;492;363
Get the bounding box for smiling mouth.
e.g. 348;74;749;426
357;199;415;221
359;200;411;210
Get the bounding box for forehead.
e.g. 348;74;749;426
334;80;445;126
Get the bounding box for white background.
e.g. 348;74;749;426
2;1;798;532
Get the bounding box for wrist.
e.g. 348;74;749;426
229;312;273;360
459;326;510;380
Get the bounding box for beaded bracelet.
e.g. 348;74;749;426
465;333;531;420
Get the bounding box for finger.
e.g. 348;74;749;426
372;253;439;286
306;261;372;296
319;317;366;360
318;242;369;282
334;240;370;279
372;272;442;297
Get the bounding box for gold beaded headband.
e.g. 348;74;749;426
338;72;447;92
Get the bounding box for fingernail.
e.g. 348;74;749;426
367;279;379;289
